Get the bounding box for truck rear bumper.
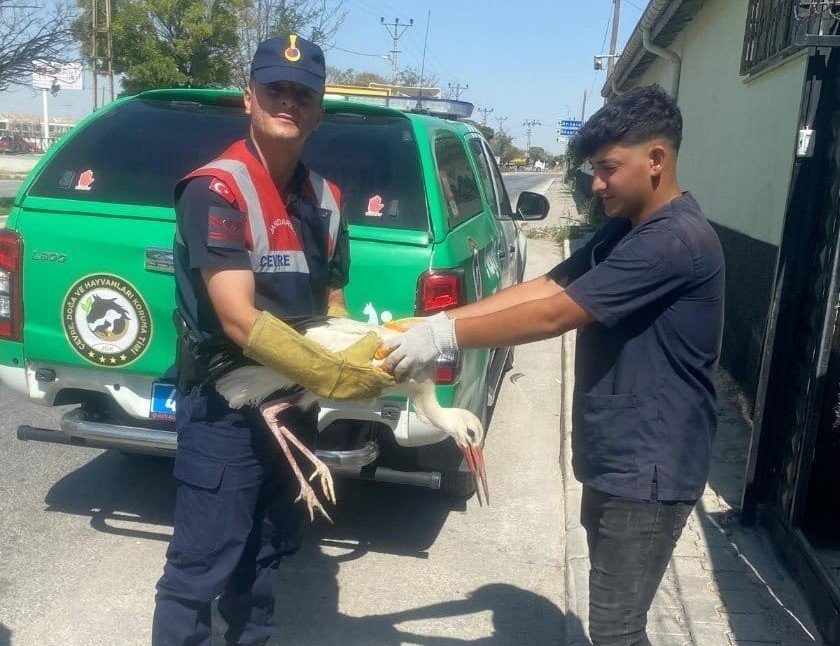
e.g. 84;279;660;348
19;407;381;468
17;407;443;489
5;362;451;448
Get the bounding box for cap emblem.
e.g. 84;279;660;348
284;34;302;63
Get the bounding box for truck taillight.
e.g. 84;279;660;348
0;230;23;342
416;270;465;384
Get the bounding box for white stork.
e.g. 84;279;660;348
211;316;488;522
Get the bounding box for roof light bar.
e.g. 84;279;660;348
324;92;474;120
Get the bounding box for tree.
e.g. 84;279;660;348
326;66;388;87
0;0;78;92
528;146;548;163
464;120;494;142
396;66;438;90
489;130;523;164
74;0;246;94
233;0;346;88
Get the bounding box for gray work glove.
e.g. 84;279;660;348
382;312;458;380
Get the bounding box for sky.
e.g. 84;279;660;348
0;0;643;154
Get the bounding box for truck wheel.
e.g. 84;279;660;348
441;469;477;498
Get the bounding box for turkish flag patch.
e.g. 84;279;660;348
209;178;236;205
207;206;247;250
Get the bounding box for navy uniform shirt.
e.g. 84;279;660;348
549;193;725;501
174;155;350;343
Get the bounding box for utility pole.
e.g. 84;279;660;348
608;0;622;77
91;0;114;109
581;89;588;123
380;17;414;85
495;116;509;134
522;119;542;156
477;107;494;126
448;82;469;100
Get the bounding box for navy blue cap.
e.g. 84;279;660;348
250;35;326;95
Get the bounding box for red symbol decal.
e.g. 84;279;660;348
75;169;95;191
209;179;236;204
365;195;384;217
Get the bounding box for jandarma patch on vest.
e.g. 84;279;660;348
207;206;247;250
62;274;152;367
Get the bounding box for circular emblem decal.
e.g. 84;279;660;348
62;274;153;367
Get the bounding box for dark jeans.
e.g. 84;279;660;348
580;485;695;646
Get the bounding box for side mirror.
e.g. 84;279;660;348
515;191;550;221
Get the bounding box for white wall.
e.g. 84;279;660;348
624;0;807;246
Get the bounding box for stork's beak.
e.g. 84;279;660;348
458;442;489;506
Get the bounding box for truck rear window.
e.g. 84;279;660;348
28;99;429;230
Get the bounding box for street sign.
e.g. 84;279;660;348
32;61;83;91
559;128;579;136
560;119;582;128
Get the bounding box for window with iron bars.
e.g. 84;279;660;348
741;0;801;75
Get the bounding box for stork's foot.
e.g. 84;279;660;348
296;478;334;524
260;400;336;524
309;461;336;506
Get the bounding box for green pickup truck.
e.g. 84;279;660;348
0;88;547;496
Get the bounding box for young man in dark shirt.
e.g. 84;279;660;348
384;85;725;646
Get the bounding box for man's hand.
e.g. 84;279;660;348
383;312;458;380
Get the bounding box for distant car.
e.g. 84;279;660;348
0;134;38;154
1;88;548;498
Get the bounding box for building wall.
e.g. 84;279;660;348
619;0;808;405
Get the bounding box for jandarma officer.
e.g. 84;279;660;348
152;35;393;646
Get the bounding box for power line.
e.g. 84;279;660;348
380;17;414;84
447;82;469;100
331;45;387;58
589;4;614;99
522;119;542;154
477;107;494;126
496;116;509;133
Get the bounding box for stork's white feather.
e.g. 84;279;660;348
212;317;485;448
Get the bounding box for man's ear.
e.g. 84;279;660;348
649;144;667;177
244;82;254;116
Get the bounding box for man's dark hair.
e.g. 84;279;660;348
569;84;683;161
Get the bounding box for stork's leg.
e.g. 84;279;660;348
262;401;335;506
259;401;334;523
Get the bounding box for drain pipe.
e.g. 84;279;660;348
642;27;682;99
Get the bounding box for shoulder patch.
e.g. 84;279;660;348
209;178;236;205
207;206;247;251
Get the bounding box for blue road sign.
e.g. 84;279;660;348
560;120;582;128
560;128;579;136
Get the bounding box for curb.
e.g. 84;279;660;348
560;238;591;646
0;215;7;228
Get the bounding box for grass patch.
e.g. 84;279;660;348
0;197;14;217
524;224;584;243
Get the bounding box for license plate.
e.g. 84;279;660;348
150;382;177;420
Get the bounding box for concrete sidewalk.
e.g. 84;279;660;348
557;226;825;644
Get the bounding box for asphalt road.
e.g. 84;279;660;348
0;182;567;645
501;172;558;210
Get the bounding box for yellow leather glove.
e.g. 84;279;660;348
244;311;395;400
327;303;349;318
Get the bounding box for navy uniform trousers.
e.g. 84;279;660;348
152;384;317;646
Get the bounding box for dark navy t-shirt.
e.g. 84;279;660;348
549;193;725;501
